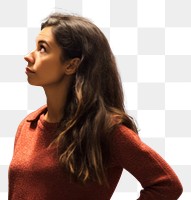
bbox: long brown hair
[41,13,138,185]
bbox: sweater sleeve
[110,126,183,200]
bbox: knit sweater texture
[9,105,183,200]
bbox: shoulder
[25,105,47,122]
[13,105,47,145]
[14,105,47,139]
[111,125,140,144]
[109,125,142,163]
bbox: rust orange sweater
[9,106,183,200]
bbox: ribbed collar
[26,105,47,122]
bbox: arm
[111,126,183,200]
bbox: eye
[39,44,46,53]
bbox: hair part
[42,12,138,186]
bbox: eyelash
[38,44,46,53]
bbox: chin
[27,78,42,86]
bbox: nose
[24,51,35,64]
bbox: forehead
[36,26,55,44]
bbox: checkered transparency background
[0,0,190,199]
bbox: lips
[25,67,35,73]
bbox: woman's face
[24,26,68,87]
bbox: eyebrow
[36,39,51,48]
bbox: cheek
[27,55,65,86]
[37,63,64,83]
[41,62,63,78]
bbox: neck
[43,78,72,123]
[45,95,66,123]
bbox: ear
[64,58,81,75]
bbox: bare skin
[24,27,80,123]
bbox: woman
[9,13,183,200]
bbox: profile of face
[24,27,71,87]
